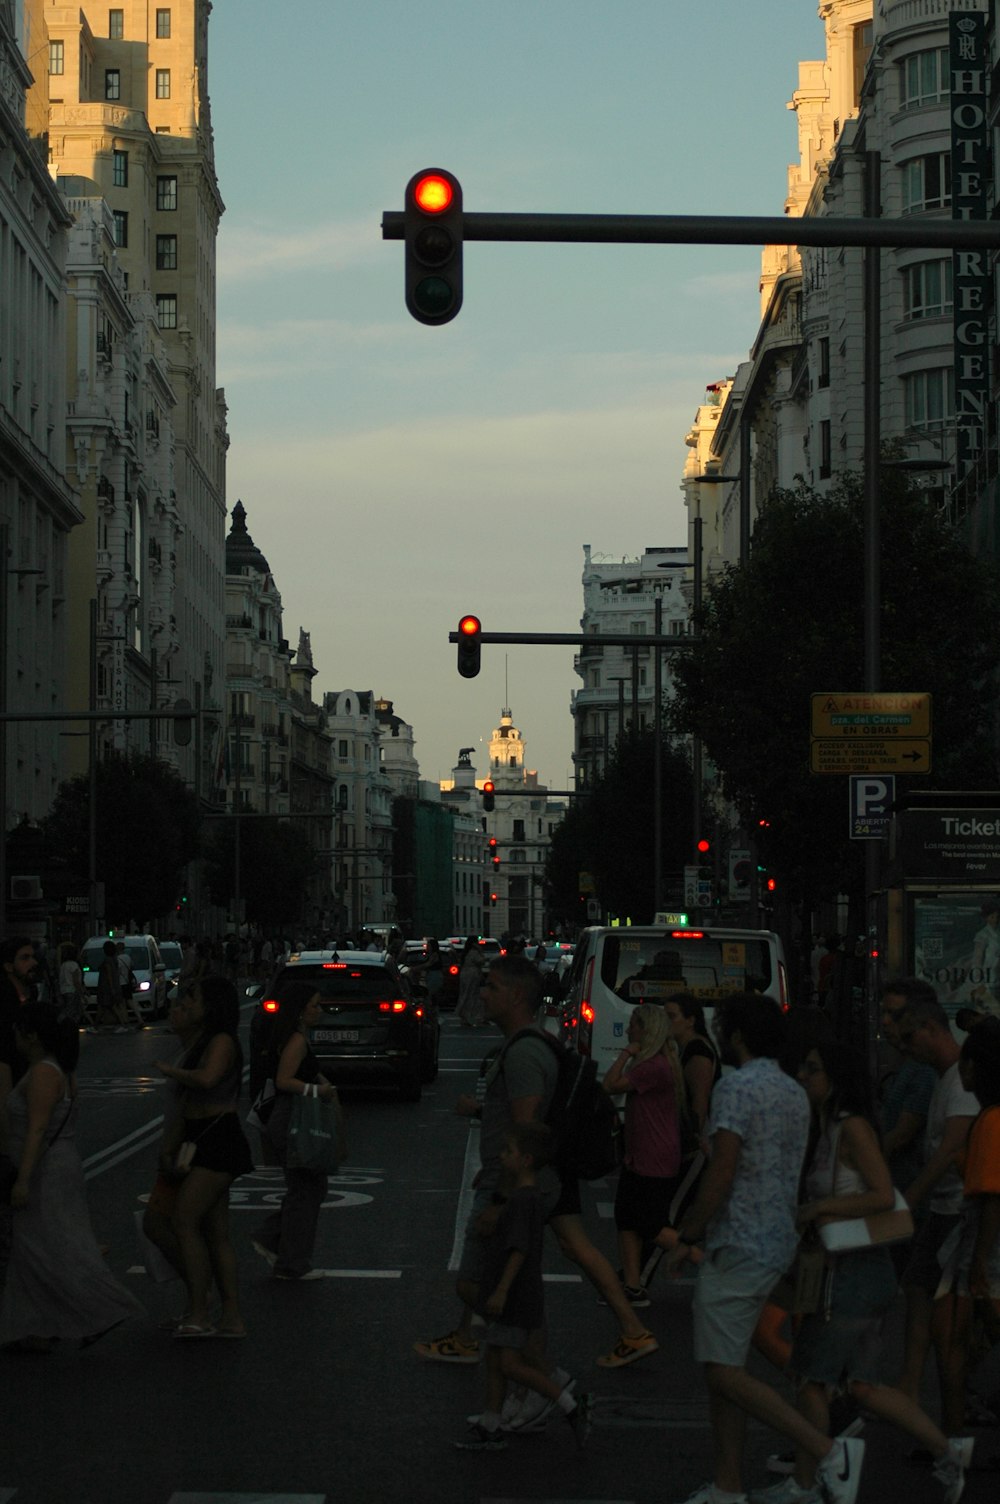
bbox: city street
[1,1009,997,1504]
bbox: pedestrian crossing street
[0,1495,639,1503]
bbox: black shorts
[183,1113,254,1179]
[547,1167,582,1221]
[614,1165,679,1239]
[901,1209,961,1295]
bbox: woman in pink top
[602,1003,685,1305]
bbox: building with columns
[46,0,227,787]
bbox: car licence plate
[313,1028,359,1043]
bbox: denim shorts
[692,1246,783,1367]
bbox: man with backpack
[415,956,657,1428]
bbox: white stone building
[571,545,692,790]
[0,0,82,848]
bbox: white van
[560,923,789,1068]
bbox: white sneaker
[750,1479,820,1504]
[815,1438,865,1504]
[933,1437,974,1504]
[505,1378,576,1434]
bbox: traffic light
[405,168,463,325]
[173,697,193,746]
[696,838,711,856]
[457,614,481,678]
[490,892,498,907]
[488,836,499,868]
[482,779,495,813]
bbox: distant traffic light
[490,892,498,907]
[457,614,482,678]
[482,779,495,813]
[696,838,711,856]
[405,168,463,325]
[488,837,499,868]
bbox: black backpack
[503,1029,622,1181]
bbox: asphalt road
[1,1010,998,1504]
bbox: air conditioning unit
[10,875,43,901]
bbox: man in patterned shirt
[668,993,866,1504]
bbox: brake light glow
[322,963,347,969]
[670,929,705,940]
[581,1001,595,1025]
[378,999,408,1013]
[448,964,459,976]
[263,998,279,1014]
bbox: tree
[43,752,201,925]
[669,473,1000,908]
[547,731,694,923]
[202,817,317,926]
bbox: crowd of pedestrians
[3,923,1000,1502]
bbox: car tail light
[378,999,408,1013]
[577,958,595,1056]
[263,998,279,1014]
[322,962,347,969]
[414,1004,425,1019]
[448,964,459,977]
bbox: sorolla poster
[912,894,1000,1020]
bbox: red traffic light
[696,838,711,854]
[766,876,777,892]
[413,173,454,214]
[457,615,481,678]
[482,779,495,813]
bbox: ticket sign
[811,693,931,738]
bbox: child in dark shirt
[455,1122,591,1451]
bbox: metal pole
[88,600,98,934]
[149,648,157,755]
[653,596,663,915]
[630,645,639,737]
[863,151,882,1055]
[0,523,8,933]
[233,717,241,931]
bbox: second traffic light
[482,779,495,813]
[405,169,463,325]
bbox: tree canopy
[42,752,202,926]
[547,730,694,924]
[202,817,317,926]
[668,474,1000,906]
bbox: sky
[210,0,827,789]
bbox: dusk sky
[211,1,825,787]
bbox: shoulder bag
[817,1119,914,1252]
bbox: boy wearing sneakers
[456,1123,591,1451]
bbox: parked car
[559,923,790,1067]
[79,933,168,1020]
[249,949,437,1102]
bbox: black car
[250,949,438,1102]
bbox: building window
[852,21,873,106]
[339,740,349,758]
[900,48,949,109]
[819,420,832,479]
[49,40,64,75]
[155,69,171,99]
[156,8,171,38]
[155,293,177,329]
[105,69,121,100]
[903,367,955,430]
[817,336,830,389]
[156,176,177,210]
[109,9,124,39]
[156,234,177,270]
[113,210,128,247]
[902,259,953,320]
[901,154,951,213]
[112,149,128,187]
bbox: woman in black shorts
[155,975,253,1338]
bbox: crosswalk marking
[168,1495,326,1503]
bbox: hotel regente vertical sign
[951,11,991,482]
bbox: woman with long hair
[601,1002,686,1305]
[154,975,253,1337]
[752,1036,970,1504]
[0,1003,141,1351]
[938,1017,1000,1437]
[251,981,340,1281]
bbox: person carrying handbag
[251,982,341,1282]
[750,1036,970,1504]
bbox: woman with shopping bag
[751,1037,970,1504]
[251,982,343,1281]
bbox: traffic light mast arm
[384,209,1000,253]
[448,629,693,649]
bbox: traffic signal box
[457,614,481,678]
[482,780,495,813]
[405,169,463,325]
